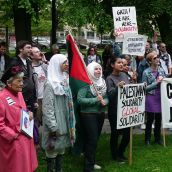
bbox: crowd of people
[0,38,171,172]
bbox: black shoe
[154,140,163,145]
[145,140,150,146]
[116,155,127,163]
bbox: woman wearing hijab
[42,54,76,172]
[77,62,108,172]
[0,65,38,172]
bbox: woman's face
[111,58,123,72]
[122,59,129,72]
[61,60,69,72]
[7,77,23,92]
[150,55,160,66]
[94,66,102,78]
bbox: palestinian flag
[66,34,92,97]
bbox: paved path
[101,118,172,135]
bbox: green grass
[37,134,172,172]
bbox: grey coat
[42,81,71,151]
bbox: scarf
[87,62,107,96]
[48,54,76,144]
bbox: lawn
[37,133,172,172]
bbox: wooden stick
[162,128,166,147]
[129,127,133,166]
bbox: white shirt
[34,65,46,99]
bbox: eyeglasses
[90,49,94,51]
[161,46,166,48]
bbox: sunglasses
[153,56,158,60]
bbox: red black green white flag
[66,34,92,97]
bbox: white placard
[161,78,172,128]
[20,110,34,138]
[112,6,138,42]
[117,83,146,129]
[122,34,148,56]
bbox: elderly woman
[77,62,108,172]
[42,54,75,172]
[0,65,38,172]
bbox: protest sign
[117,83,146,129]
[122,34,148,56]
[112,6,138,42]
[161,78,172,128]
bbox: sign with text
[117,83,146,129]
[122,34,148,56]
[112,6,138,42]
[161,78,172,128]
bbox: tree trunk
[51,0,57,45]
[13,7,32,43]
[156,13,172,54]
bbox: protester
[158,42,172,75]
[77,62,108,172]
[122,58,137,83]
[102,45,113,78]
[10,40,38,112]
[42,54,75,172]
[31,46,48,127]
[44,44,60,61]
[0,65,38,172]
[0,41,12,75]
[84,47,102,66]
[142,51,166,145]
[0,41,12,89]
[106,56,130,163]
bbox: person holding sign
[106,56,130,163]
[0,65,38,172]
[77,62,108,172]
[142,51,166,145]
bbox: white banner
[117,83,146,129]
[161,78,172,128]
[122,34,148,56]
[112,6,138,42]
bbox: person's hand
[100,99,106,106]
[28,111,33,121]
[34,103,39,109]
[118,81,125,87]
[97,94,103,101]
[157,76,164,83]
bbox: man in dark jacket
[10,40,38,112]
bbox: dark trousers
[109,116,130,159]
[145,112,162,142]
[81,113,105,172]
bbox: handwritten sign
[112,6,138,42]
[117,83,146,129]
[122,34,148,56]
[161,78,172,128]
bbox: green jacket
[77,85,109,114]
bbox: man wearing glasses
[158,43,172,75]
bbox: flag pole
[129,127,133,166]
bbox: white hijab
[47,54,68,95]
[87,62,107,96]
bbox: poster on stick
[117,83,146,129]
[122,34,148,56]
[161,78,172,128]
[112,6,138,42]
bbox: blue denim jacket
[142,66,166,94]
